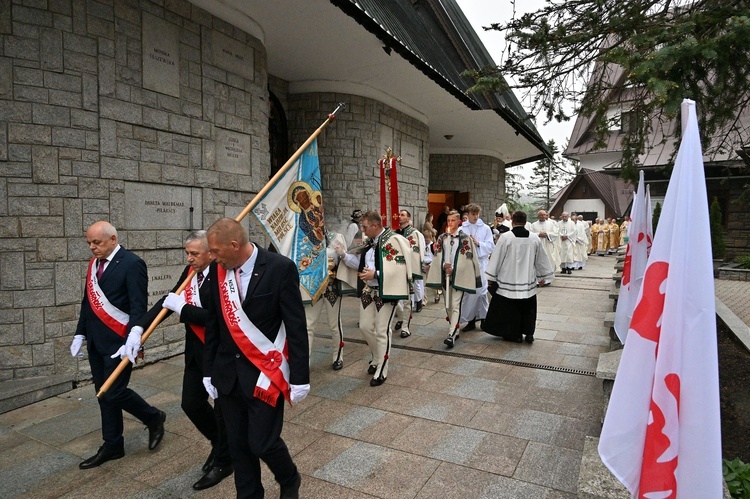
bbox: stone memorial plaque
[400,140,420,169]
[147,265,185,308]
[212,31,254,81]
[379,125,393,155]
[142,12,180,97]
[124,182,196,230]
[216,128,252,174]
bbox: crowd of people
[70,205,626,497]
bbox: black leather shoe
[280,472,302,499]
[79,446,124,469]
[444,334,458,348]
[193,465,233,490]
[394,321,403,332]
[370,375,386,387]
[400,330,411,338]
[461,320,476,332]
[525,335,535,343]
[147,409,166,450]
[201,448,215,473]
[332,360,343,371]
[367,363,377,375]
[415,302,423,313]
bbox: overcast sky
[455,0,577,175]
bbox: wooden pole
[97,102,346,398]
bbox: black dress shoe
[147,409,166,450]
[525,335,535,343]
[193,465,234,490]
[415,302,423,313]
[370,375,386,387]
[79,446,125,469]
[461,320,476,332]
[367,363,377,375]
[332,359,343,371]
[443,333,458,348]
[400,330,411,338]
[394,321,403,332]
[201,448,216,473]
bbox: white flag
[599,99,722,497]
[614,170,652,343]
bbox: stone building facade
[1,0,511,382]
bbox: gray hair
[186,230,208,249]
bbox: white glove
[111,328,142,363]
[163,292,186,314]
[70,335,85,358]
[290,384,310,404]
[203,377,218,399]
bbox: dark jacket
[76,246,148,355]
[203,248,310,399]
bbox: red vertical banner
[379,158,388,227]
[389,156,400,229]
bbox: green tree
[464,0,750,181]
[710,196,726,259]
[652,201,662,235]
[503,168,525,210]
[527,139,577,210]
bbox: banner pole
[97,102,346,398]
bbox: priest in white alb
[530,210,560,274]
[459,203,495,332]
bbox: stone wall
[287,93,431,233]
[0,0,271,380]
[429,154,506,217]
[725,182,750,261]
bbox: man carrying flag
[598,99,722,497]
[613,170,652,344]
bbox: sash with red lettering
[216,265,291,406]
[181,273,205,343]
[85,258,129,337]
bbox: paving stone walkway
[0,255,621,498]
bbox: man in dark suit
[134,230,232,490]
[70,221,165,469]
[203,218,310,499]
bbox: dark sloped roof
[330,0,551,161]
[550,168,634,217]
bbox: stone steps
[0,374,76,414]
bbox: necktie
[96,259,106,280]
[235,268,244,301]
[197,272,204,287]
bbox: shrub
[710,197,726,259]
[652,201,661,235]
[734,255,750,270]
[724,458,750,499]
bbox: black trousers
[482,294,537,341]
[89,343,159,450]
[220,384,298,498]
[182,359,231,466]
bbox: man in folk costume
[484,211,555,343]
[459,203,495,333]
[71,221,166,469]
[341,210,413,386]
[557,212,578,274]
[393,209,425,338]
[608,218,621,254]
[426,210,481,348]
[203,218,309,498]
[575,214,590,269]
[135,230,231,491]
[530,210,560,274]
[595,218,610,256]
[302,230,356,371]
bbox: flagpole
[97,102,346,398]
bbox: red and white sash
[181,272,205,343]
[216,265,291,406]
[85,258,129,338]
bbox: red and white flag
[614,170,652,343]
[599,99,722,497]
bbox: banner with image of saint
[251,139,328,302]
